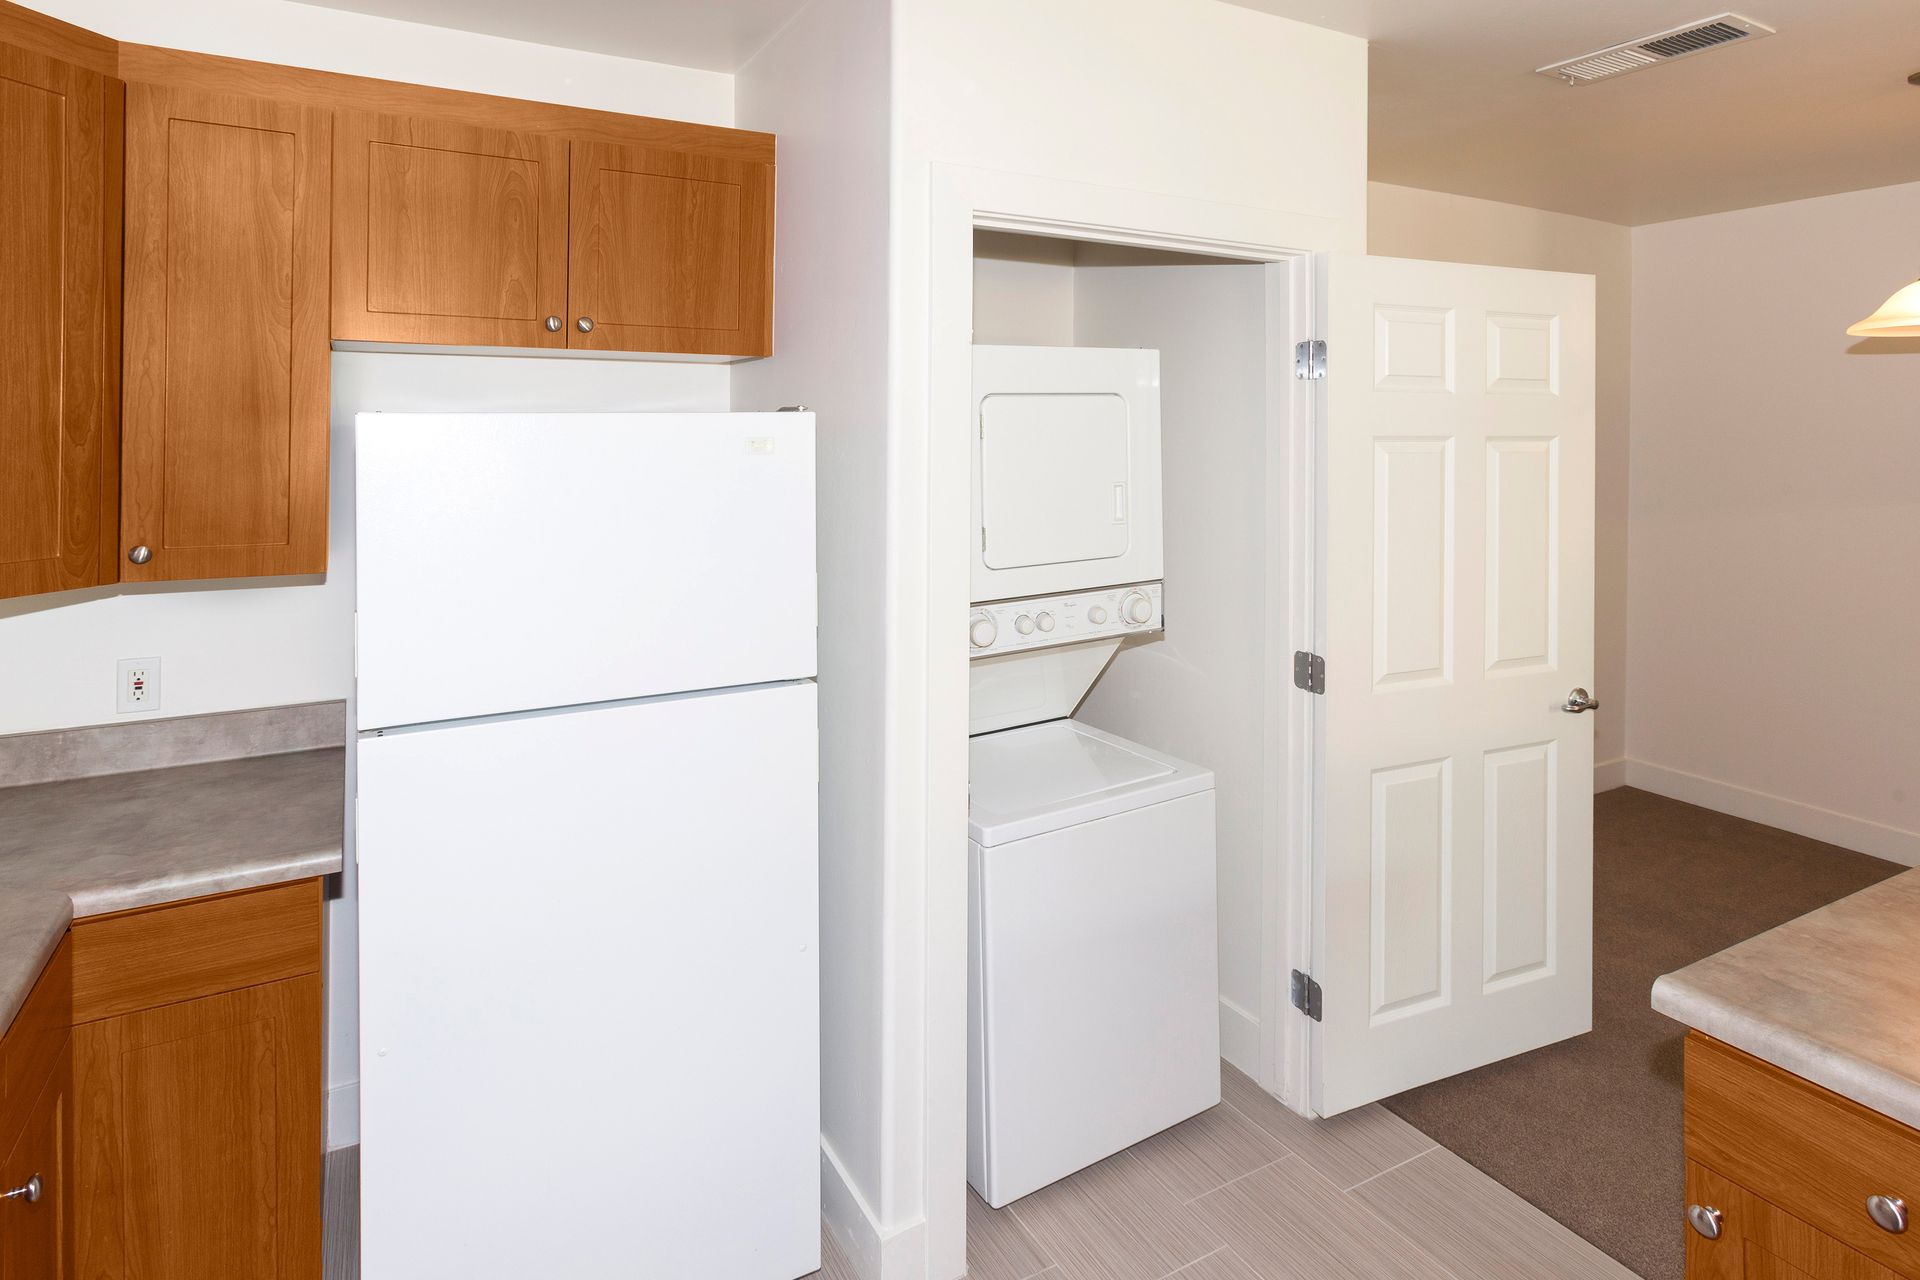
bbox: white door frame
[919,162,1352,1278]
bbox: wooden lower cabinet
[62,879,327,1280]
[72,976,322,1278]
[1685,1034,1920,1280]
[1,1045,73,1280]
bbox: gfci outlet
[116,657,161,714]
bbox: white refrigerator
[354,412,819,1280]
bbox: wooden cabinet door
[0,1042,72,1280]
[73,975,322,1279]
[567,139,772,357]
[333,110,568,348]
[120,84,330,582]
[0,43,112,599]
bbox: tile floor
[325,1063,1644,1280]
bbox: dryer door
[972,345,1162,601]
[980,390,1131,571]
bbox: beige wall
[1628,183,1920,863]
[1369,182,1632,771]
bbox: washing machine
[966,346,1219,1209]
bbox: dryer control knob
[1014,614,1035,636]
[969,613,997,649]
[1121,591,1154,625]
[1036,612,1055,633]
[1088,605,1108,625]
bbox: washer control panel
[968,582,1163,658]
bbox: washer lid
[968,719,1214,846]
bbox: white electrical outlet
[116,657,161,714]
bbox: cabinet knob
[127,545,152,565]
[1686,1204,1723,1240]
[575,316,595,333]
[1868,1195,1908,1234]
[1,1175,42,1205]
[544,316,562,332]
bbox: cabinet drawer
[1686,1033,1920,1278]
[70,879,323,1024]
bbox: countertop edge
[0,890,75,1041]
[1653,972,1920,1131]
[65,847,344,919]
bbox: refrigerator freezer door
[357,683,819,1280]
[355,411,816,731]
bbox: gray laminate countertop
[0,747,345,1039]
[1652,868,1920,1129]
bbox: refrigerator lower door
[358,682,819,1280]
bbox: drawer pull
[1,1175,42,1205]
[1867,1195,1908,1234]
[1687,1203,1724,1240]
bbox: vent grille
[1537,13,1774,85]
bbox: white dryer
[972,345,1162,603]
[965,344,1218,1209]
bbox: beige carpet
[1382,787,1904,1280]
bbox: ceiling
[293,0,804,73]
[301,0,1920,225]
[1231,0,1920,224]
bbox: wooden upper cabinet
[0,42,114,600]
[333,110,568,347]
[567,139,773,357]
[120,84,330,582]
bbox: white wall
[732,0,894,1273]
[1628,182,1920,863]
[28,0,732,123]
[1368,182,1632,778]
[1069,256,1274,1078]
[892,7,1368,1277]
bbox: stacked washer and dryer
[966,345,1221,1208]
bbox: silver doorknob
[2,1175,41,1205]
[544,316,562,332]
[1686,1204,1722,1240]
[1563,688,1599,714]
[576,316,595,333]
[127,545,152,565]
[1868,1195,1908,1234]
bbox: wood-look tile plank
[1221,1064,1433,1191]
[1191,1157,1456,1280]
[1351,1147,1640,1280]
[1170,1247,1265,1278]
[810,1226,862,1280]
[1131,1103,1292,1204]
[968,1188,1053,1280]
[322,1146,359,1280]
[1008,1149,1222,1280]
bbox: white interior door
[1311,254,1595,1116]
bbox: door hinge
[1293,650,1326,695]
[1290,970,1323,1022]
[1294,339,1327,381]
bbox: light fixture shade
[1848,278,1920,337]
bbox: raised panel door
[332,110,568,347]
[120,83,329,582]
[567,138,772,356]
[0,42,110,599]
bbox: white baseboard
[1218,996,1260,1079]
[1594,757,1628,793]
[821,1138,930,1280]
[1624,758,1920,866]
[326,1081,359,1150]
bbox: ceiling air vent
[1537,13,1774,86]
